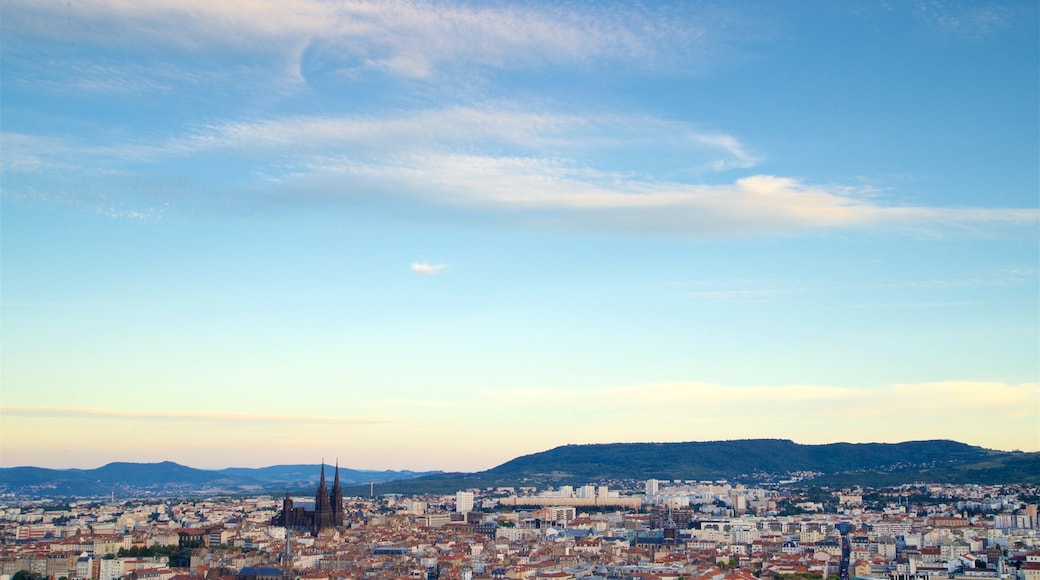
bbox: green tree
[169,548,194,569]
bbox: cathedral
[272,462,344,535]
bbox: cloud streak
[1,0,718,79]
[0,407,389,426]
[482,380,1039,417]
[342,158,1037,235]
[5,106,1034,237]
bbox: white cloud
[167,107,757,173]
[1,0,715,79]
[176,107,586,153]
[411,262,446,275]
[4,102,1036,234]
[153,110,1032,236]
[366,157,1037,235]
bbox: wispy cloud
[482,382,862,407]
[687,289,791,300]
[1,0,722,80]
[651,277,800,301]
[1,53,230,96]
[411,262,447,276]
[0,407,390,425]
[2,107,755,174]
[170,107,757,169]
[3,104,1036,235]
[910,0,1014,38]
[480,380,1040,417]
[837,301,979,310]
[363,161,1036,235]
[883,266,1040,289]
[157,111,1037,235]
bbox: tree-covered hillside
[350,439,1031,495]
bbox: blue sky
[1,0,1037,471]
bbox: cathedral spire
[281,527,294,580]
[314,459,332,532]
[331,459,343,526]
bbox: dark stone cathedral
[272,462,344,535]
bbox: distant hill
[344,439,1038,495]
[485,439,989,481]
[4,439,1034,499]
[808,449,1040,487]
[0,462,440,499]
[218,464,434,487]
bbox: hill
[0,462,439,499]
[4,439,1034,499]
[346,439,1035,495]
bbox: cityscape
[2,462,1039,580]
[2,1,1037,580]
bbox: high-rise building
[645,479,659,496]
[456,491,474,514]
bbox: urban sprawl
[2,472,1039,580]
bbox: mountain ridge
[0,462,440,498]
[344,438,1038,494]
[3,439,1035,498]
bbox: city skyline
[1,0,1037,471]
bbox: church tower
[313,461,333,531]
[280,492,293,527]
[281,527,294,580]
[331,460,344,527]
[663,506,678,543]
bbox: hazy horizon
[2,0,1037,471]
[3,436,1035,473]
[6,438,1031,476]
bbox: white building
[455,491,474,514]
[646,479,660,496]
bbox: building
[271,463,344,535]
[646,479,660,496]
[650,506,693,529]
[238,567,282,580]
[456,491,475,514]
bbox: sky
[1,0,1038,472]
